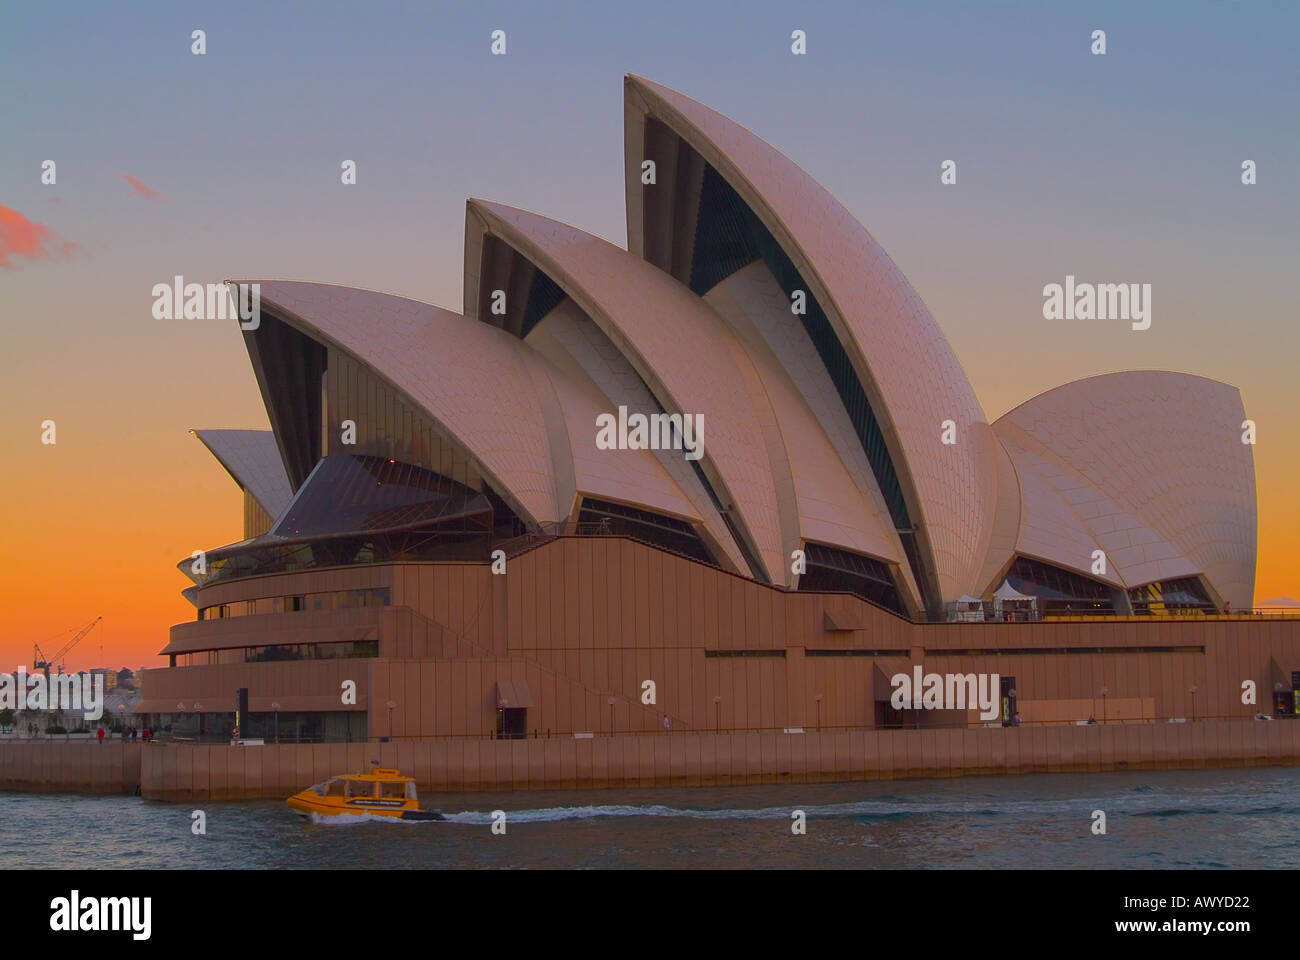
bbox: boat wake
[305,788,1297,826]
[307,812,430,826]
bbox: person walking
[96,726,105,745]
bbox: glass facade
[183,456,493,586]
[247,311,326,489]
[199,587,390,621]
[1004,556,1117,616]
[796,542,906,616]
[1129,578,1217,615]
[244,639,378,662]
[273,455,488,539]
[176,637,378,666]
[141,711,366,743]
[521,268,566,339]
[577,497,716,566]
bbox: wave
[303,789,1300,826]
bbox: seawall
[0,741,142,794]
[139,719,1300,798]
[5,721,1300,800]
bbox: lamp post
[713,695,722,734]
[1189,685,1198,723]
[386,699,396,740]
[1099,686,1108,725]
[607,696,616,735]
[271,701,280,743]
[814,694,823,732]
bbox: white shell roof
[193,428,293,519]
[465,199,786,583]
[241,280,698,533]
[624,74,1000,605]
[994,371,1256,608]
[522,318,703,524]
[197,79,1258,619]
[703,262,920,603]
[526,301,742,570]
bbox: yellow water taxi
[287,767,446,821]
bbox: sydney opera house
[132,76,1300,796]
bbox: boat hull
[286,792,445,821]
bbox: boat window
[406,782,417,800]
[378,781,406,799]
[323,778,346,796]
[345,780,375,798]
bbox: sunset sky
[2,1,1297,670]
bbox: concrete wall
[137,718,1300,800]
[0,741,141,794]
[167,540,1300,741]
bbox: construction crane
[33,616,102,681]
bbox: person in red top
[96,727,105,744]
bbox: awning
[872,659,912,701]
[823,609,863,631]
[1269,657,1294,693]
[495,680,534,709]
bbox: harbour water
[3,766,1297,869]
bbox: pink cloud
[0,204,78,269]
[121,174,163,199]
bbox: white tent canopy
[993,581,1034,601]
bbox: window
[345,780,374,799]
[577,497,716,567]
[313,778,346,797]
[1129,578,1216,615]
[520,268,566,339]
[379,781,406,799]
[806,649,909,657]
[244,639,378,663]
[1004,557,1116,616]
[797,543,905,616]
